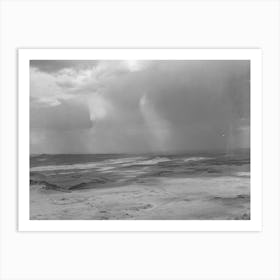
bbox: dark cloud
[30,60,98,73]
[30,99,93,131]
[98,60,250,152]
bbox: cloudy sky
[30,60,250,154]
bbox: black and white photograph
[29,57,251,221]
[2,1,279,279]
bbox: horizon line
[30,148,250,156]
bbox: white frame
[18,48,262,232]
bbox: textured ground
[30,175,250,220]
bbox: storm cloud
[30,60,250,154]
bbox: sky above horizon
[30,60,250,154]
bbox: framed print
[18,48,262,231]
[1,0,280,280]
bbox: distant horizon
[30,147,250,156]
